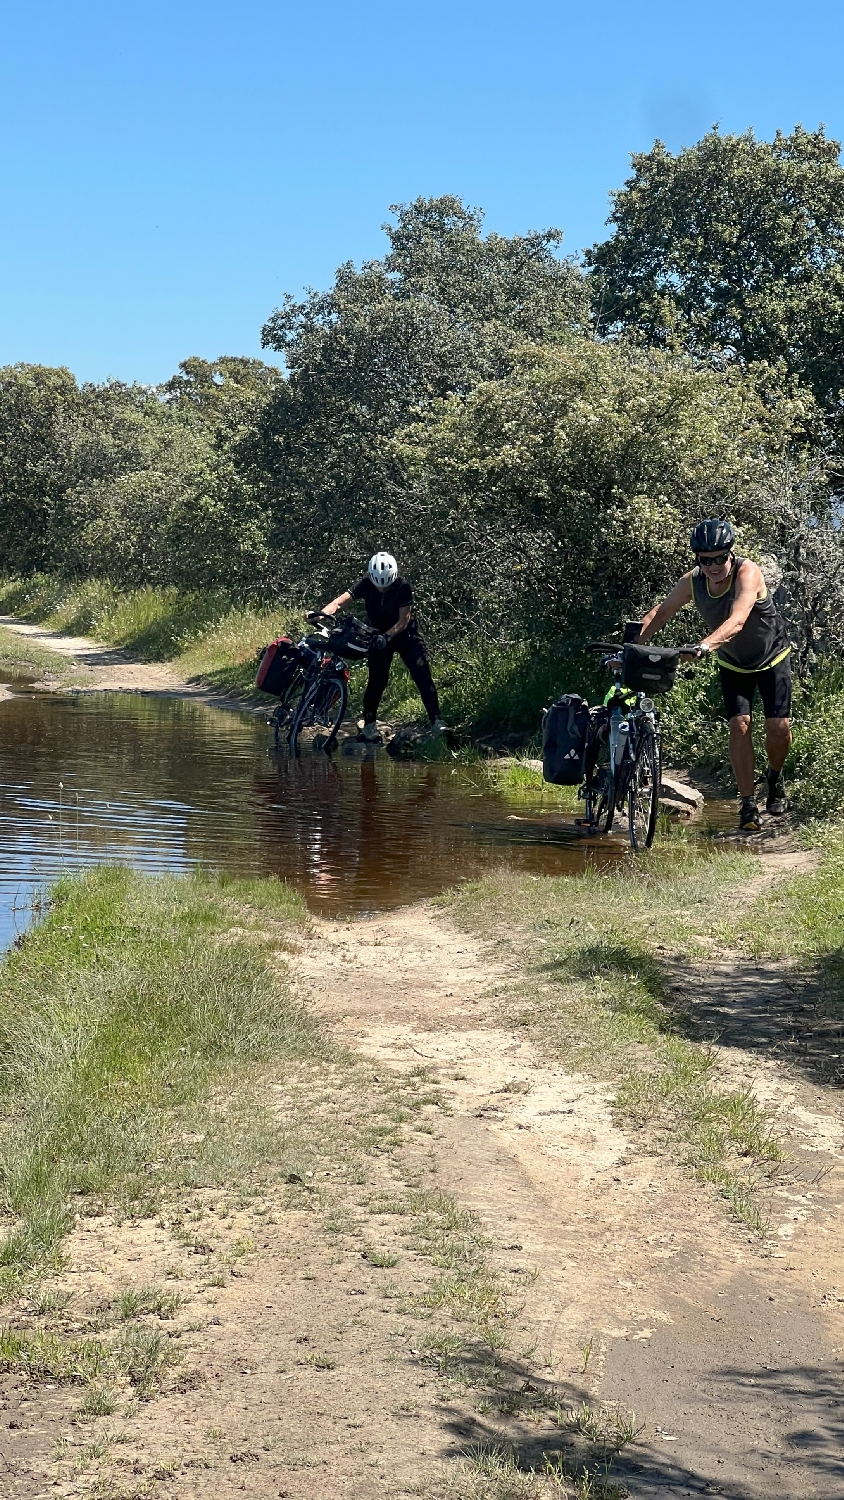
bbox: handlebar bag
[621,644,679,695]
[542,694,591,785]
[327,616,376,659]
[255,637,302,696]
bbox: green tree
[257,195,588,594]
[0,365,81,573]
[586,127,844,435]
[158,357,283,592]
[394,340,807,647]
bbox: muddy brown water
[0,686,729,949]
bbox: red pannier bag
[255,637,301,697]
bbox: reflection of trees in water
[1,693,617,925]
[251,752,457,907]
[0,693,268,875]
[248,751,587,911]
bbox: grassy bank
[733,822,844,973]
[443,840,793,1231]
[0,574,300,698]
[0,867,315,1294]
[0,623,82,686]
[0,574,615,738]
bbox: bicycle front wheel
[288,673,347,755]
[628,725,661,850]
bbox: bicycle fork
[609,708,630,805]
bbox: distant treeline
[4,126,844,668]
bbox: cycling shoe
[739,797,762,832]
[765,767,790,816]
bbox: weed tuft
[362,1246,400,1268]
[109,1284,185,1322]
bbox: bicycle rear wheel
[628,725,661,850]
[288,673,347,755]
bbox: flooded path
[0,687,633,948]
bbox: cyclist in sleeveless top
[637,520,791,831]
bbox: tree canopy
[586,126,844,437]
[393,340,806,645]
[2,176,843,680]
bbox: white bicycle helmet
[368,551,398,588]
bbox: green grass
[416,1419,636,1498]
[733,822,844,981]
[406,1190,508,1343]
[0,1323,181,1395]
[107,1284,184,1321]
[443,842,786,1230]
[0,574,299,699]
[0,623,81,685]
[0,866,315,1293]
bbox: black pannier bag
[621,643,680,695]
[542,694,591,785]
[326,616,376,659]
[255,637,302,697]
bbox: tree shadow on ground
[663,950,844,1093]
[549,930,844,1095]
[432,1344,844,1500]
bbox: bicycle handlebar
[586,641,705,658]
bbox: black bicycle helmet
[689,518,735,554]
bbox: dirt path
[0,616,262,717]
[294,900,844,1498]
[2,894,843,1498]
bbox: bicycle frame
[581,655,660,841]
[580,639,700,847]
[269,620,357,752]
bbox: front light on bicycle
[640,698,655,712]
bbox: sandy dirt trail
[2,615,843,1495]
[296,898,844,1498]
[0,616,263,715]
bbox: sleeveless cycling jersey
[691,557,790,672]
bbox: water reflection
[0,690,628,948]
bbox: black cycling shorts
[719,655,792,720]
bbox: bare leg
[765,716,791,773]
[729,714,757,798]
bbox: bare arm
[639,574,694,643]
[385,605,412,641]
[319,590,352,617]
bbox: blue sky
[2,0,842,384]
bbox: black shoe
[765,767,790,816]
[739,797,762,832]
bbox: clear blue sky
[2,0,842,385]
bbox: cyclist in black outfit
[638,519,791,831]
[319,552,446,743]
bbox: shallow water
[0,688,653,948]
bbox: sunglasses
[697,551,732,567]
